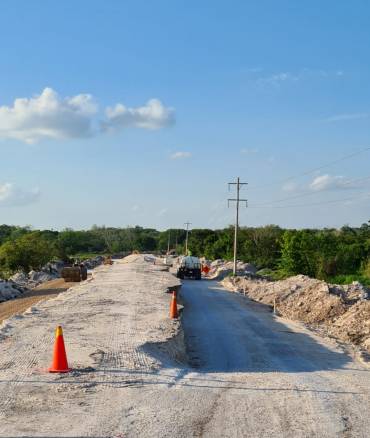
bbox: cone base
[48,368,72,373]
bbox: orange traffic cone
[48,326,71,373]
[169,291,178,319]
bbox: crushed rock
[7,256,104,295]
[0,279,27,302]
[222,274,370,354]
[207,260,257,280]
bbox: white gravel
[0,255,369,437]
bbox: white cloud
[103,99,175,131]
[325,113,370,122]
[0,88,97,144]
[131,204,139,212]
[309,174,359,192]
[0,183,40,206]
[170,151,192,160]
[0,89,174,144]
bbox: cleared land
[0,256,369,437]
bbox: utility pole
[228,177,248,276]
[184,222,191,255]
[167,230,171,254]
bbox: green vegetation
[0,222,369,285]
[0,232,54,276]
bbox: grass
[256,269,370,286]
[256,268,289,281]
[71,252,108,261]
[327,274,370,286]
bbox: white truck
[176,256,202,280]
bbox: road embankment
[222,274,370,361]
[0,255,183,437]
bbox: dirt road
[0,257,369,437]
[0,278,77,324]
[181,280,370,437]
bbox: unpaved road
[0,256,369,437]
[0,278,77,324]
[181,280,370,437]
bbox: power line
[250,174,370,207]
[248,146,370,190]
[248,191,370,209]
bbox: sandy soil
[0,278,77,324]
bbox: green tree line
[0,222,369,284]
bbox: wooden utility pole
[184,222,191,255]
[228,177,247,276]
[167,230,171,254]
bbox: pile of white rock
[9,261,62,289]
[207,259,257,280]
[83,255,105,270]
[0,279,27,302]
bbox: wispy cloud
[256,69,344,88]
[325,113,370,122]
[309,174,361,192]
[170,151,192,160]
[157,208,168,217]
[280,173,365,194]
[0,182,40,206]
[240,147,259,155]
[282,182,299,192]
[257,72,299,87]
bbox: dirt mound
[222,275,370,354]
[208,260,257,280]
[329,301,370,346]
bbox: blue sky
[0,0,369,230]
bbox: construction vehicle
[61,263,88,282]
[176,256,202,280]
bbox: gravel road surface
[0,256,369,437]
[180,280,370,437]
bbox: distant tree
[240,225,283,268]
[0,232,55,274]
[279,230,316,277]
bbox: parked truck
[176,256,202,280]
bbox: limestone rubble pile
[222,274,370,354]
[207,259,257,280]
[83,255,104,269]
[0,279,28,303]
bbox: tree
[279,230,317,277]
[0,232,55,274]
